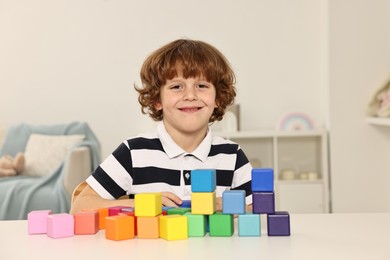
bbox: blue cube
[191,169,216,192]
[267,211,291,236]
[251,168,274,192]
[252,192,275,214]
[238,213,261,236]
[222,190,246,214]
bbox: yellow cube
[191,192,216,215]
[134,193,162,217]
[159,215,188,241]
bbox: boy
[70,39,252,214]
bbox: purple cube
[267,211,291,236]
[252,192,275,214]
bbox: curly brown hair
[134,39,236,122]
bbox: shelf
[214,129,326,139]
[366,117,390,126]
[276,179,323,185]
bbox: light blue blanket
[0,122,101,220]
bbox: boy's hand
[216,197,222,212]
[161,192,182,207]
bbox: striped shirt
[87,122,253,204]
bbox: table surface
[1,213,389,260]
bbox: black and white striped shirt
[87,122,253,204]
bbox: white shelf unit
[216,129,330,213]
[366,117,390,126]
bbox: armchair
[0,122,101,220]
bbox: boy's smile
[155,76,217,150]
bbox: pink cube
[47,213,74,238]
[108,206,125,216]
[27,210,52,234]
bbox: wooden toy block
[108,206,125,216]
[47,213,74,239]
[251,168,274,192]
[159,215,188,241]
[185,213,207,237]
[121,207,134,212]
[267,211,291,236]
[118,211,137,235]
[191,192,216,215]
[252,192,275,214]
[82,208,108,230]
[74,211,99,235]
[167,207,191,215]
[137,216,160,239]
[191,169,216,192]
[180,200,192,208]
[27,210,52,234]
[222,190,246,215]
[209,212,234,237]
[105,215,135,240]
[238,213,261,236]
[134,193,162,217]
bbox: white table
[1,213,389,259]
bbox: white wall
[328,0,390,212]
[0,0,325,157]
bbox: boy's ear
[154,102,162,111]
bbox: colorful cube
[238,213,261,236]
[134,193,162,217]
[108,206,126,216]
[167,207,191,215]
[185,213,207,237]
[251,168,274,192]
[74,211,99,235]
[27,210,52,234]
[82,208,108,230]
[137,216,160,239]
[191,192,216,215]
[267,211,291,236]
[105,215,135,240]
[159,215,188,241]
[118,211,137,235]
[209,212,234,237]
[191,169,216,192]
[180,200,192,208]
[222,190,246,215]
[252,192,275,214]
[47,213,74,239]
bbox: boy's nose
[183,87,197,100]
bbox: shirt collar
[156,121,212,162]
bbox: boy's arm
[69,184,134,214]
[70,184,184,214]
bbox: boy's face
[155,75,217,136]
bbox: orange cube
[74,211,99,235]
[137,216,160,239]
[105,215,135,241]
[82,208,109,230]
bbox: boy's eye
[170,84,182,90]
[197,84,209,88]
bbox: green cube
[167,208,191,215]
[209,212,234,237]
[185,213,207,237]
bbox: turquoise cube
[191,169,216,192]
[238,213,261,236]
[209,212,234,237]
[185,213,207,237]
[251,168,274,192]
[222,190,246,214]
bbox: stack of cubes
[191,169,237,236]
[252,168,290,236]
